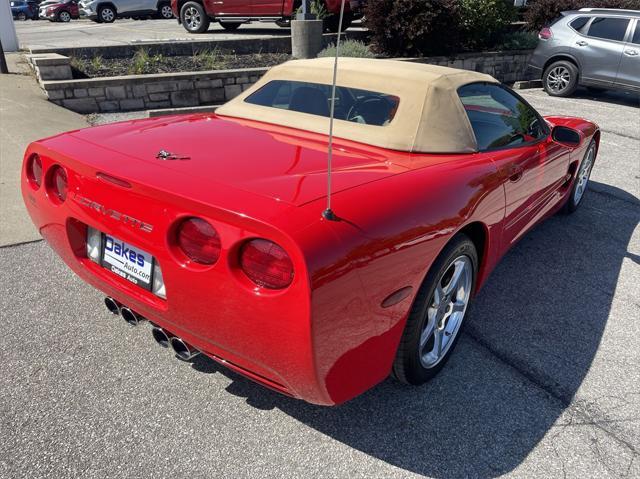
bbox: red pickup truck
[171,0,364,34]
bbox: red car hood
[64,114,409,206]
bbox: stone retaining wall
[31,49,534,114]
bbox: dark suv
[529,8,639,96]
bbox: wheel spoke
[443,261,464,295]
[432,284,444,308]
[434,328,443,359]
[451,300,466,315]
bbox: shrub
[497,31,539,50]
[525,0,640,30]
[363,0,462,57]
[129,49,163,75]
[459,0,516,49]
[318,40,375,58]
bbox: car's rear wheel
[543,60,578,97]
[219,21,242,31]
[564,139,596,214]
[98,5,116,23]
[323,11,353,33]
[392,234,477,385]
[58,10,71,22]
[158,2,173,19]
[181,1,209,33]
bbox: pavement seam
[0,238,43,250]
[464,330,639,461]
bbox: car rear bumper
[20,142,335,405]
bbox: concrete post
[0,1,20,52]
[291,20,324,59]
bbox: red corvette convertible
[21,59,599,405]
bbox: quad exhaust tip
[151,326,172,348]
[120,307,144,326]
[169,337,200,361]
[104,297,120,315]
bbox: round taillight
[48,165,68,202]
[27,154,43,189]
[240,239,293,289]
[177,218,221,265]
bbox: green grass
[318,40,375,58]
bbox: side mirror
[551,126,581,148]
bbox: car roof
[217,58,498,154]
[564,8,640,18]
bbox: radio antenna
[321,0,347,221]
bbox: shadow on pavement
[572,87,640,108]
[190,181,639,477]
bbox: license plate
[101,234,154,290]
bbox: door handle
[624,49,639,56]
[576,40,589,46]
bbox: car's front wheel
[98,5,116,23]
[17,12,27,20]
[219,21,242,31]
[564,139,597,214]
[392,234,477,385]
[58,10,71,22]
[181,1,210,33]
[543,60,579,97]
[158,2,173,19]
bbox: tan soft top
[216,58,499,153]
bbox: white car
[79,0,173,22]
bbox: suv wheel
[543,60,578,97]
[219,21,242,31]
[98,5,116,23]
[181,1,210,33]
[158,2,173,19]
[58,10,71,22]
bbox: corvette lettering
[73,193,154,232]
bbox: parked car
[171,0,365,34]
[39,0,80,21]
[530,8,640,96]
[21,58,600,404]
[78,0,174,22]
[10,0,39,20]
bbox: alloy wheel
[573,144,595,205]
[161,5,172,18]
[183,6,201,30]
[419,255,472,368]
[59,11,70,21]
[546,66,571,93]
[100,8,114,22]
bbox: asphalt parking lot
[14,18,363,49]
[0,88,638,478]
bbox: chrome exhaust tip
[151,326,172,348]
[120,307,143,326]
[169,337,200,361]
[104,297,120,315]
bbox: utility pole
[297,0,316,20]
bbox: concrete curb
[148,105,221,117]
[513,79,543,90]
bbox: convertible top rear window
[244,80,400,127]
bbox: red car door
[251,0,284,15]
[457,83,571,248]
[206,0,252,15]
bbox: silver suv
[79,0,173,22]
[529,8,639,96]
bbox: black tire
[98,5,116,23]
[17,12,27,20]
[219,21,242,31]
[180,1,210,33]
[543,60,579,97]
[323,11,353,33]
[58,10,71,22]
[158,2,173,19]
[563,139,597,214]
[392,234,478,385]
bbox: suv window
[633,22,640,44]
[570,16,590,33]
[244,80,400,127]
[587,17,630,42]
[458,83,547,151]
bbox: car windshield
[244,80,400,127]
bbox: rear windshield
[244,80,400,127]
